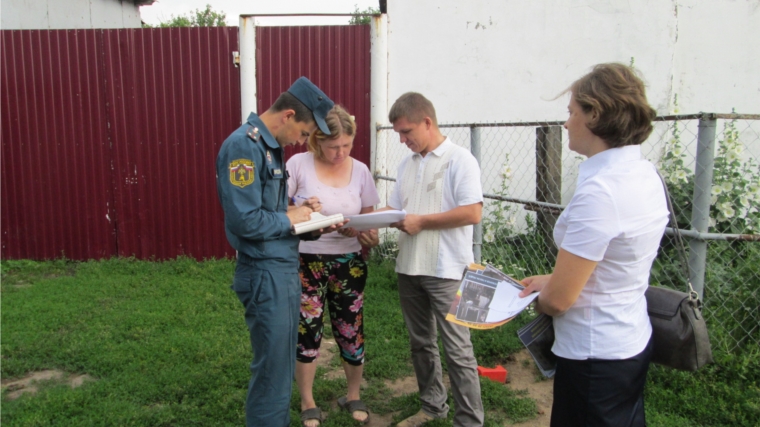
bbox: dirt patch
[317,338,552,426]
[373,350,553,426]
[504,349,553,427]
[383,375,419,396]
[316,337,345,381]
[1,369,94,400]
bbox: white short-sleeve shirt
[389,138,484,280]
[552,145,668,360]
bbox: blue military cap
[287,77,335,135]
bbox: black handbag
[646,174,714,371]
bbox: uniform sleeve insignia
[230,159,255,188]
[246,126,260,141]
[266,150,273,164]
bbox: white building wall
[1,0,143,29]
[384,0,759,122]
[671,2,760,113]
[377,0,760,229]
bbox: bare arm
[392,202,482,236]
[518,249,598,316]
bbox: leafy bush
[660,114,760,233]
[657,113,760,353]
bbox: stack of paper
[445,263,538,330]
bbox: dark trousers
[233,255,301,427]
[551,336,653,427]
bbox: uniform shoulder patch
[230,159,255,188]
[247,126,260,141]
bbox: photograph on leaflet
[446,263,538,330]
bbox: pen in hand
[292,195,322,212]
[291,195,310,205]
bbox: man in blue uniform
[216,77,335,426]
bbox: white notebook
[291,212,345,235]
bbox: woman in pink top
[286,105,380,426]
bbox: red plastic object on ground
[477,365,508,383]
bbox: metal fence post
[689,115,717,299]
[536,126,563,264]
[471,126,482,264]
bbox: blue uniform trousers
[233,253,301,427]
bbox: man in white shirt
[385,92,485,427]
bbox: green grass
[4,257,757,426]
[644,350,760,426]
[2,257,249,426]
[1,258,536,426]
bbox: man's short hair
[271,92,315,125]
[569,63,657,148]
[388,92,438,125]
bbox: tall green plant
[659,106,760,233]
[482,154,518,245]
[481,154,553,277]
[658,96,694,228]
[710,115,760,233]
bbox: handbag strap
[656,172,699,301]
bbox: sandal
[300,407,324,427]
[337,396,370,424]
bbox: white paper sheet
[343,209,406,231]
[484,284,538,322]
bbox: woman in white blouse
[519,63,668,427]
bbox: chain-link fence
[372,113,760,354]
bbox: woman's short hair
[388,92,438,125]
[568,63,657,147]
[307,105,356,160]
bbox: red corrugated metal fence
[101,28,241,260]
[257,25,371,165]
[1,25,371,260]
[2,27,241,260]
[2,30,117,260]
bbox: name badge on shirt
[272,168,283,178]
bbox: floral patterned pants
[297,252,367,366]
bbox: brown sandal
[300,407,324,427]
[337,396,370,424]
